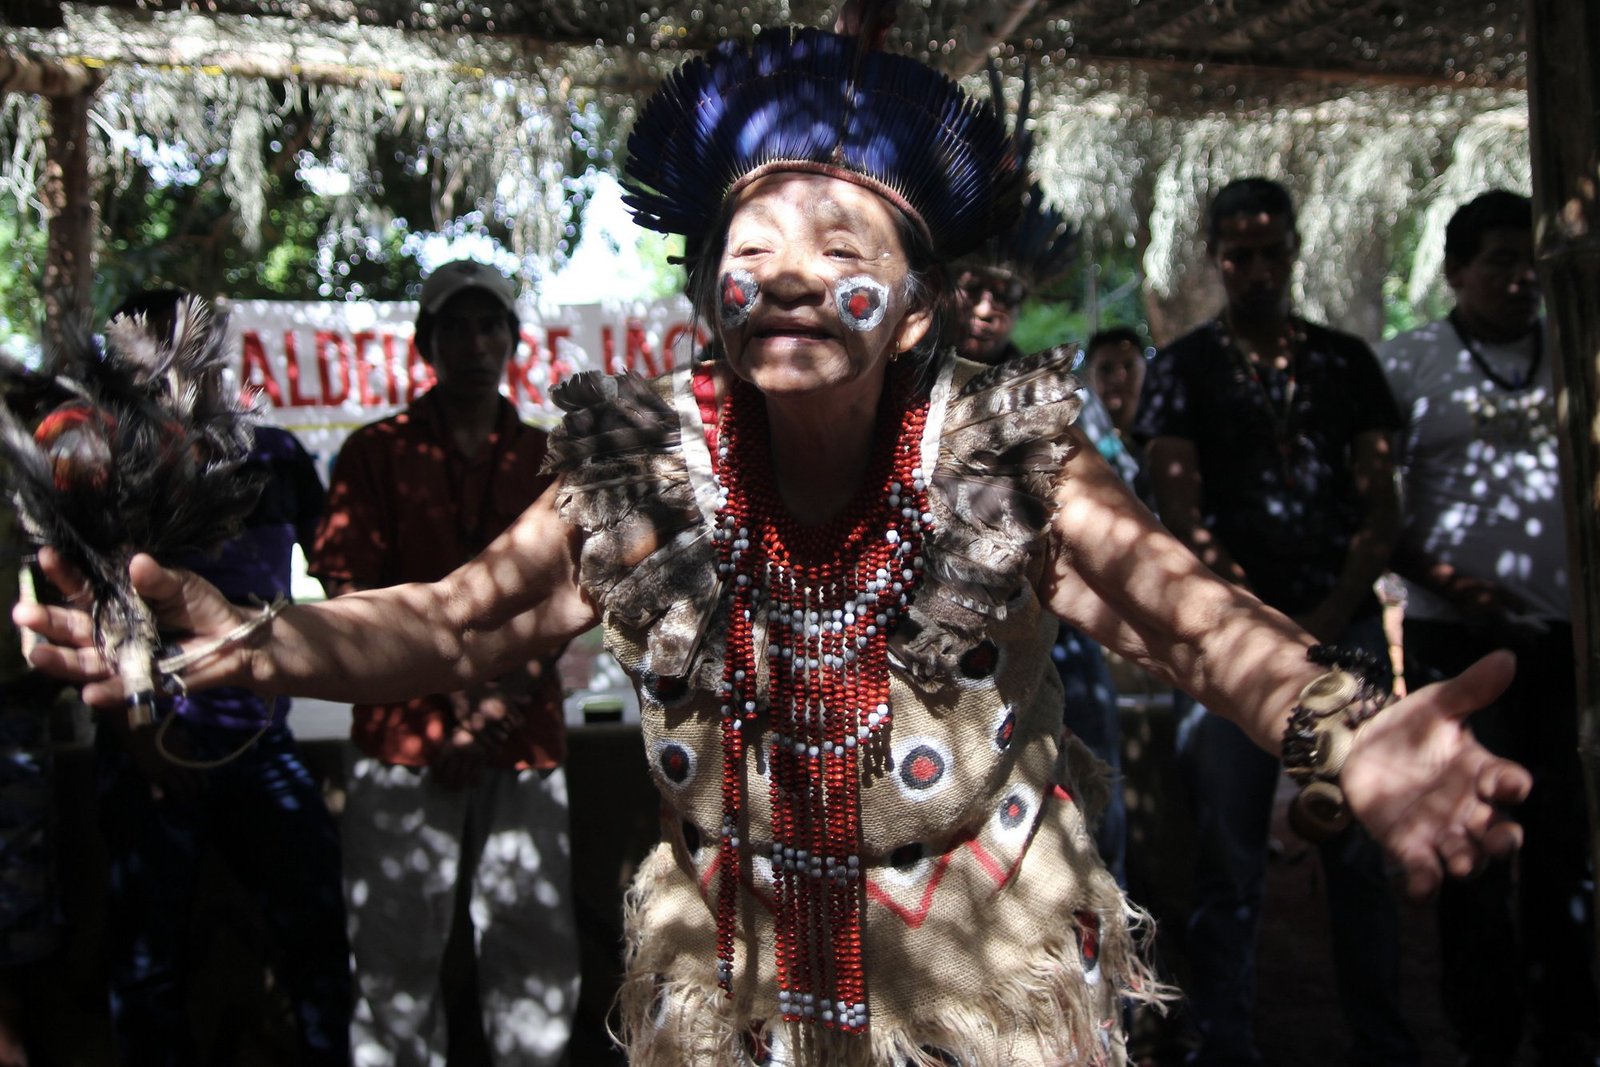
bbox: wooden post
[1524,0,1600,917]
[40,86,98,353]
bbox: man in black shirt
[1134,178,1414,1067]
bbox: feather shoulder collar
[544,347,1083,686]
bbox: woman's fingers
[1476,759,1532,810]
[1479,818,1524,859]
[23,639,112,685]
[1426,649,1516,722]
[13,599,96,649]
[1393,835,1445,900]
[35,545,89,601]
[1435,832,1481,880]
[129,553,243,636]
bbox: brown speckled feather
[545,370,721,679]
[895,347,1082,681]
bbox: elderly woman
[19,26,1527,1067]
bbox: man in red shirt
[310,260,576,1067]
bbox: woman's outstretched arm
[16,477,599,708]
[1039,431,1530,898]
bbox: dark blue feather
[623,27,1022,262]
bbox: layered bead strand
[710,364,931,1035]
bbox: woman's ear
[892,302,934,354]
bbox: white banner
[224,296,704,459]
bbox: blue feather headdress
[623,26,1023,264]
[954,62,1080,292]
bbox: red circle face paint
[719,268,759,328]
[835,275,889,332]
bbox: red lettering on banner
[382,334,402,405]
[405,338,435,402]
[546,326,574,387]
[238,331,283,406]
[507,330,542,405]
[626,323,659,377]
[662,322,708,366]
[600,325,617,375]
[316,331,352,406]
[351,332,384,407]
[283,333,317,408]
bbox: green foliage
[1380,205,1452,339]
[0,214,48,361]
[1011,300,1087,356]
[636,232,688,300]
[1011,250,1149,357]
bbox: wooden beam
[41,89,97,354]
[0,47,102,96]
[1036,49,1525,93]
[946,0,1041,78]
[1525,0,1600,927]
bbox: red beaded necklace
[711,362,931,1035]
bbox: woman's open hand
[1340,650,1532,898]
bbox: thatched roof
[0,1,1531,340]
[6,0,1526,94]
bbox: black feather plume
[0,297,262,709]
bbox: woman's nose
[757,250,825,303]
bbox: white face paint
[834,275,890,332]
[717,173,932,406]
[719,268,760,329]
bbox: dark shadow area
[32,709,1477,1066]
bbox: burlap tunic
[547,349,1156,1067]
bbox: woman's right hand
[13,546,251,707]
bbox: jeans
[1406,619,1600,1067]
[1176,615,1416,1067]
[1053,623,1127,887]
[96,719,352,1067]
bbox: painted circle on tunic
[652,739,698,789]
[891,736,955,802]
[641,669,693,710]
[878,842,935,888]
[992,704,1019,751]
[999,792,1029,829]
[959,639,1001,680]
[1075,908,1104,986]
[992,782,1040,850]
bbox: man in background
[310,260,577,1067]
[1135,177,1415,1067]
[1084,326,1147,442]
[1378,189,1600,1066]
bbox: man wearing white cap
[310,260,578,1067]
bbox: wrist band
[1281,644,1392,842]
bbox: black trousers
[1405,619,1600,1066]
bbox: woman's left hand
[1339,650,1532,899]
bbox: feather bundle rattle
[0,295,262,723]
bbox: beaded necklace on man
[1217,312,1308,489]
[1448,310,1543,391]
[711,361,931,1033]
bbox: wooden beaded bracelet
[1281,644,1393,842]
